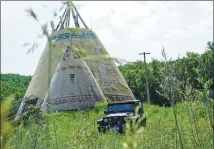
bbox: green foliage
[1,73,32,117]
[1,95,14,148]
[4,101,213,149]
[119,46,214,106]
[207,41,214,51]
[1,74,31,101]
[19,105,44,127]
[26,8,38,21]
[2,48,213,149]
[94,101,108,113]
[123,106,146,149]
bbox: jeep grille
[107,117,124,126]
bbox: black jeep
[97,100,146,133]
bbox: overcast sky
[1,1,213,75]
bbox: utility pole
[139,52,151,104]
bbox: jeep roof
[108,100,141,105]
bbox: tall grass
[4,100,213,149]
[1,95,14,149]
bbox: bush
[94,101,108,113]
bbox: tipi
[42,39,106,112]
[17,1,136,115]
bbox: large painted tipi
[17,1,136,115]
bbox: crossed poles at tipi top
[50,1,89,33]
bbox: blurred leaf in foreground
[25,8,38,21]
[22,43,31,47]
[27,42,39,54]
[1,95,14,148]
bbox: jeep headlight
[104,118,108,123]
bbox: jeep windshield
[107,103,134,113]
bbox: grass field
[4,100,213,149]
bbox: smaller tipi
[42,39,106,112]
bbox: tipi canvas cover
[24,28,135,103]
[42,44,106,112]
